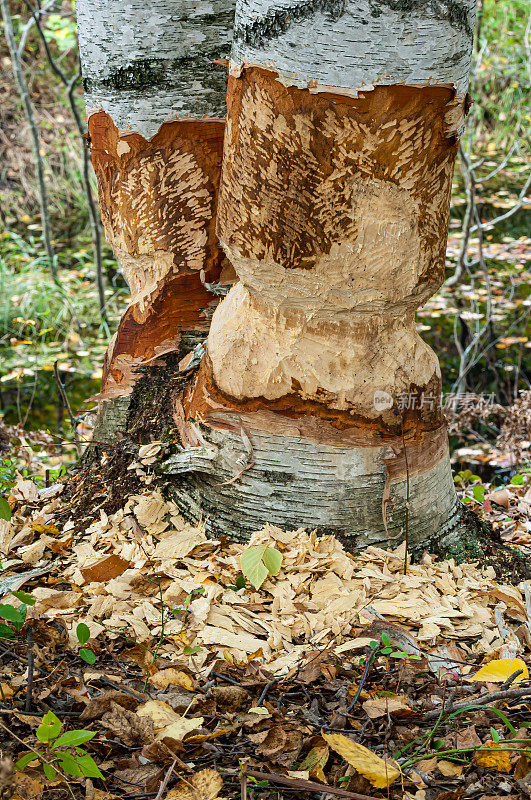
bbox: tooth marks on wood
[218,68,458,275]
[89,112,226,395]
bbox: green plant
[361,632,422,665]
[76,622,96,665]
[15,710,103,781]
[0,590,35,639]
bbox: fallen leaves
[322,732,401,788]
[149,668,196,692]
[166,769,223,800]
[362,695,414,719]
[467,657,529,683]
[474,741,513,772]
[136,701,203,742]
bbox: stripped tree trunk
[75,0,236,435]
[171,0,478,550]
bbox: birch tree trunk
[75,0,235,434]
[171,0,478,550]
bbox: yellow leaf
[149,668,195,692]
[298,745,329,777]
[474,742,512,773]
[322,732,400,788]
[466,658,529,684]
[0,682,14,698]
[166,769,222,800]
[437,760,463,777]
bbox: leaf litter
[0,471,530,799]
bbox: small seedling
[227,573,246,591]
[0,496,10,522]
[360,632,421,665]
[16,710,103,781]
[76,623,96,665]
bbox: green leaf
[0,496,11,522]
[381,647,393,655]
[76,622,90,646]
[0,623,16,639]
[75,754,104,779]
[57,754,83,777]
[472,485,485,502]
[37,711,61,743]
[241,545,283,590]
[490,726,500,742]
[79,648,96,665]
[369,640,378,650]
[52,730,95,748]
[183,645,202,655]
[511,474,524,485]
[381,632,391,647]
[0,604,25,626]
[15,752,40,771]
[11,590,36,606]
[43,763,57,780]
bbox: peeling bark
[175,2,477,547]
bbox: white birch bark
[76,0,235,136]
[231,0,476,95]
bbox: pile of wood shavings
[3,485,530,676]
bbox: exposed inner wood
[88,112,229,394]
[206,68,461,427]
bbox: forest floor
[0,434,530,800]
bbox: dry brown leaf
[81,554,131,583]
[153,528,207,560]
[362,695,413,719]
[487,488,511,509]
[150,668,195,692]
[474,741,513,772]
[211,685,248,709]
[166,768,223,800]
[298,745,329,779]
[12,773,43,799]
[101,702,155,746]
[322,732,401,788]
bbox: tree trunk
[78,0,478,551]
[169,1,477,550]
[75,0,236,435]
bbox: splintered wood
[2,485,530,676]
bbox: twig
[423,685,531,721]
[257,678,277,705]
[154,759,177,800]
[53,361,82,456]
[223,768,375,800]
[25,624,34,712]
[240,762,247,800]
[346,645,373,713]
[400,417,410,576]
[0,0,58,283]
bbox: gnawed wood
[88,113,229,399]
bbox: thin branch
[470,171,531,233]
[0,0,58,283]
[19,0,107,324]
